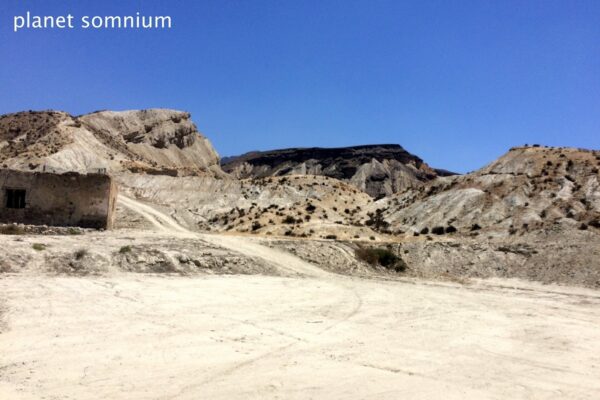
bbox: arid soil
[1,110,599,398]
[1,275,600,399]
[1,197,600,399]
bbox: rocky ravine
[0,109,224,176]
[222,144,452,198]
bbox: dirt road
[119,196,330,278]
[1,197,599,399]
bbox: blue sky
[1,0,598,173]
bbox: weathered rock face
[222,144,447,197]
[0,109,224,177]
[0,111,73,166]
[377,146,600,236]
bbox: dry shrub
[355,247,407,272]
[0,225,25,235]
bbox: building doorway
[5,189,26,209]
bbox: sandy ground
[1,196,600,399]
[1,275,600,399]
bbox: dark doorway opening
[5,189,26,209]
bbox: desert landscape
[1,109,599,399]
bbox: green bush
[32,243,46,251]
[355,247,407,272]
[119,245,132,254]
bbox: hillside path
[118,195,330,278]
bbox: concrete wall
[0,169,117,229]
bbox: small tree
[365,208,389,232]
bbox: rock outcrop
[376,146,600,236]
[0,109,224,177]
[222,144,449,198]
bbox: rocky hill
[1,109,599,287]
[0,109,224,176]
[374,146,600,237]
[222,144,450,198]
[116,173,380,240]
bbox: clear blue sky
[1,1,598,173]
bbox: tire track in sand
[118,195,363,398]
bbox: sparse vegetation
[0,225,25,235]
[119,245,132,254]
[365,208,390,232]
[32,243,46,251]
[431,226,445,235]
[445,225,457,234]
[283,215,296,224]
[355,247,407,272]
[74,249,88,260]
